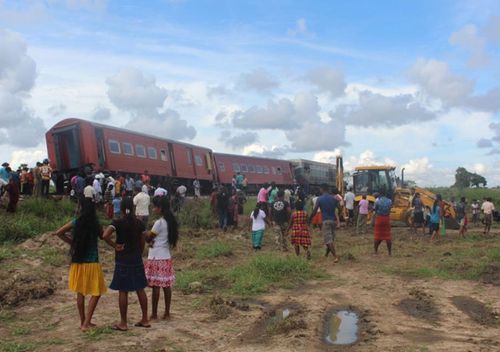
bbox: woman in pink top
[257,183,269,213]
[356,195,369,235]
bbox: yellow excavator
[349,164,458,228]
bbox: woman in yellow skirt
[53,198,107,331]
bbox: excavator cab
[352,166,397,200]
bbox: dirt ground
[0,224,499,352]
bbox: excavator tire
[445,217,460,230]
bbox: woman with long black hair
[52,198,106,331]
[103,197,150,331]
[144,196,179,321]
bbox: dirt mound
[451,296,499,327]
[0,272,56,306]
[398,288,440,322]
[19,232,66,251]
[480,264,500,286]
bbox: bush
[176,199,214,229]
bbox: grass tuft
[196,241,233,259]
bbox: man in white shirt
[83,177,96,201]
[92,177,102,203]
[134,186,150,227]
[193,178,201,198]
[344,188,355,226]
[481,197,495,235]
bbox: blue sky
[1,0,499,186]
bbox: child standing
[250,203,267,250]
[288,200,312,259]
[103,197,150,331]
[52,199,106,331]
[144,196,179,321]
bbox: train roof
[213,152,291,163]
[48,118,211,151]
[354,165,395,171]
[289,158,336,167]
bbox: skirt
[109,257,148,292]
[68,263,107,296]
[144,259,176,288]
[374,215,391,241]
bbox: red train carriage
[46,118,216,191]
[213,153,294,193]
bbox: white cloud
[106,68,168,111]
[219,131,258,149]
[0,29,45,147]
[287,18,313,37]
[312,149,343,164]
[334,90,436,127]
[242,144,288,158]
[402,157,433,175]
[9,149,45,168]
[106,68,196,140]
[485,15,500,43]
[236,68,279,94]
[304,67,346,98]
[232,92,321,130]
[90,106,111,120]
[409,58,474,106]
[449,24,489,68]
[47,103,67,117]
[285,119,347,152]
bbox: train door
[95,127,106,169]
[52,124,81,170]
[186,147,197,176]
[167,143,177,177]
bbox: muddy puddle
[451,296,499,327]
[398,288,439,322]
[323,310,359,345]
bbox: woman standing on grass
[373,191,393,255]
[144,196,179,321]
[429,198,442,242]
[288,200,312,259]
[52,198,106,331]
[103,197,150,331]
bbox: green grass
[229,253,325,297]
[196,241,233,259]
[0,198,75,243]
[0,341,35,352]
[176,199,214,229]
[83,326,114,341]
[175,270,206,294]
[39,247,67,266]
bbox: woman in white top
[250,203,268,250]
[144,196,179,321]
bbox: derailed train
[46,118,337,193]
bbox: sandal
[134,322,151,328]
[111,324,128,332]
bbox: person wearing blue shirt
[373,191,393,255]
[309,184,340,262]
[112,195,122,220]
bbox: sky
[1,0,500,186]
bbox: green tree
[470,173,487,188]
[454,167,471,188]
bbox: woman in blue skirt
[103,197,150,331]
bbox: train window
[240,164,248,172]
[248,164,255,173]
[122,142,133,156]
[218,162,225,172]
[271,167,276,174]
[109,140,121,154]
[136,144,146,158]
[256,165,263,173]
[195,155,203,166]
[232,163,240,172]
[187,150,192,164]
[160,149,167,161]
[263,166,270,174]
[148,147,157,159]
[277,167,282,175]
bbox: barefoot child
[250,203,267,250]
[52,199,106,331]
[288,199,311,259]
[103,197,150,331]
[144,196,179,321]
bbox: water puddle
[324,310,359,345]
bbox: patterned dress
[290,210,312,246]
